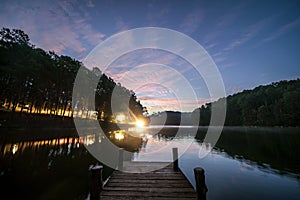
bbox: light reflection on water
[1,130,130,157]
[1,126,300,200]
[132,127,300,200]
[1,136,91,156]
[133,136,208,162]
[0,132,118,200]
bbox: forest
[0,27,146,122]
[193,79,300,126]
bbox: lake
[1,126,300,199]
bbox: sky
[1,0,300,113]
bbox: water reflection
[1,137,84,157]
[1,126,300,199]
[0,135,106,199]
[138,126,300,179]
[1,129,145,156]
[132,126,300,200]
[0,130,143,200]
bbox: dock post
[194,167,208,200]
[90,165,103,200]
[172,147,178,171]
[118,148,124,171]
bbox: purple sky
[1,0,300,113]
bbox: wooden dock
[99,161,197,199]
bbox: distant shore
[1,111,299,142]
[0,111,131,141]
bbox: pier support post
[118,148,124,171]
[194,167,208,200]
[90,165,103,200]
[172,147,178,171]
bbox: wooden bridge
[90,148,207,200]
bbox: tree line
[192,79,300,126]
[0,27,146,121]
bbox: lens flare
[136,120,144,128]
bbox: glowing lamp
[136,120,145,128]
[116,114,125,122]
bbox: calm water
[1,126,300,199]
[134,126,300,200]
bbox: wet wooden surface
[100,162,196,199]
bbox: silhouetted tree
[0,27,147,122]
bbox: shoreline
[1,111,299,142]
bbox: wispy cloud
[180,9,204,35]
[106,49,175,70]
[115,16,130,32]
[262,17,300,43]
[223,16,274,52]
[209,16,275,67]
[104,57,204,112]
[0,0,105,57]
[140,95,216,113]
[86,0,95,8]
[146,4,169,26]
[74,18,105,44]
[202,2,245,47]
[203,42,218,51]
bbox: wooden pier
[100,162,197,199]
[90,148,207,200]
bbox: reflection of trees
[0,130,143,199]
[0,137,113,199]
[192,79,300,126]
[0,27,146,121]
[196,127,300,174]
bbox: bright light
[12,144,18,154]
[136,120,144,128]
[115,131,125,140]
[116,114,125,122]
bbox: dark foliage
[0,27,146,121]
[193,79,300,126]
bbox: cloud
[203,42,218,51]
[180,9,204,35]
[212,53,227,63]
[262,17,300,43]
[86,0,95,8]
[223,17,273,52]
[140,95,216,113]
[0,0,105,57]
[104,48,196,83]
[106,61,202,112]
[215,13,238,29]
[97,47,214,113]
[115,16,130,32]
[74,18,105,44]
[205,12,287,69]
[202,2,247,45]
[146,4,169,26]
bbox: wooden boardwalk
[99,162,197,199]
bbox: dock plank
[106,182,192,188]
[100,162,196,199]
